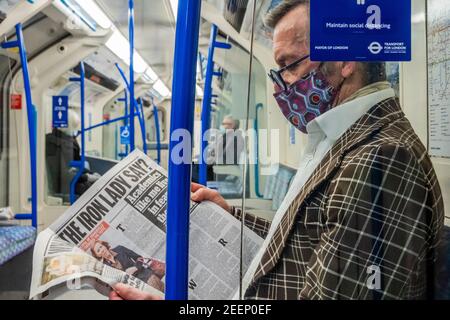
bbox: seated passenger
[209,115,245,166]
[192,115,245,183]
[46,109,99,200]
[111,0,445,300]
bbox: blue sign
[120,126,131,145]
[310,0,411,61]
[52,96,69,128]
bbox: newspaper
[30,150,263,300]
[0,207,14,221]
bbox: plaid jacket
[234,98,445,300]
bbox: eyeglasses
[268,54,310,92]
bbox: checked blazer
[233,97,445,300]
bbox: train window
[145,106,165,162]
[102,96,128,161]
[192,31,257,202]
[45,106,82,205]
[0,55,15,208]
[146,108,166,142]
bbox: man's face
[272,5,319,91]
[222,118,235,130]
[272,5,344,91]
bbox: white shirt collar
[306,88,396,141]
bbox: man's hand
[191,183,231,213]
[109,283,163,300]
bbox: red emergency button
[11,94,22,110]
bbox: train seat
[208,165,247,199]
[0,225,36,266]
[226,164,297,221]
[262,164,297,211]
[85,156,119,175]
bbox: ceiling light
[105,30,129,62]
[144,67,159,82]
[134,52,148,74]
[106,30,150,74]
[74,0,112,29]
[153,79,171,97]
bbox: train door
[1,10,70,222]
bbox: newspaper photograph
[30,149,263,300]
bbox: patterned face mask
[273,69,339,134]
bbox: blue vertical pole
[80,63,86,191]
[137,98,148,155]
[69,62,86,205]
[166,0,201,300]
[2,24,37,227]
[152,99,162,165]
[120,91,130,156]
[115,124,118,160]
[115,63,148,155]
[128,0,136,151]
[122,91,129,126]
[20,23,37,228]
[199,24,218,186]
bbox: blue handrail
[76,114,132,136]
[116,63,148,156]
[199,24,232,185]
[128,0,136,151]
[152,99,162,165]
[118,91,130,157]
[254,103,264,198]
[199,25,217,185]
[114,124,118,160]
[69,62,86,205]
[2,24,37,227]
[166,0,201,300]
[74,91,139,160]
[137,98,148,155]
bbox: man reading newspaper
[30,150,263,300]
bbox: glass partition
[102,97,126,161]
[192,22,254,192]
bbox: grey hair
[264,0,386,85]
[224,115,240,129]
[264,0,310,30]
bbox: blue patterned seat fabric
[263,165,296,211]
[0,226,36,266]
